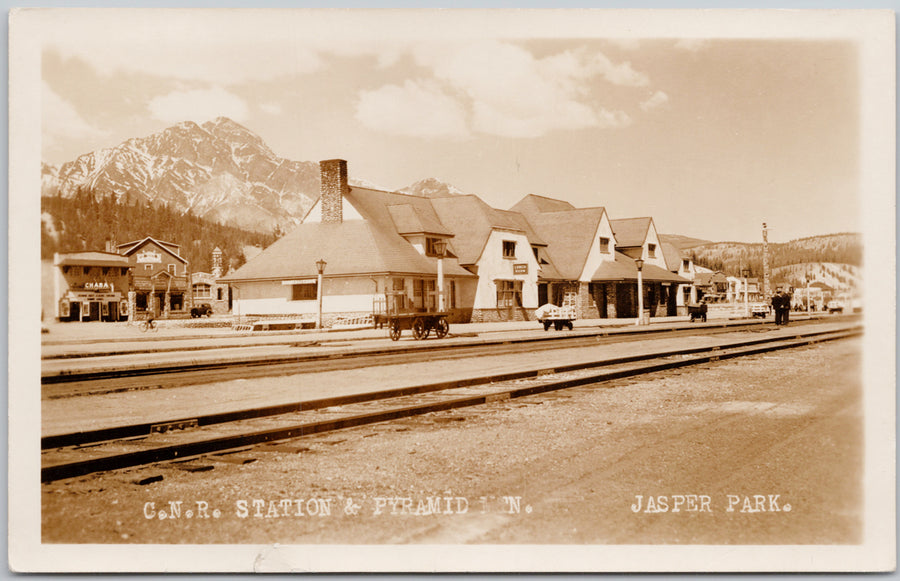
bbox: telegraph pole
[762,222,770,299]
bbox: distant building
[190,247,231,314]
[116,237,190,318]
[52,251,131,321]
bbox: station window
[168,264,176,275]
[496,280,523,308]
[599,237,611,253]
[291,282,317,301]
[502,240,516,259]
[144,264,153,271]
[647,243,656,258]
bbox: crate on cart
[535,291,577,331]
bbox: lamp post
[635,258,644,326]
[806,277,812,314]
[433,239,447,312]
[315,259,326,329]
[742,268,750,318]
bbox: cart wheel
[412,317,428,340]
[554,320,563,331]
[542,320,551,331]
[566,321,573,330]
[435,317,449,339]
[389,321,401,341]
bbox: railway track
[42,318,841,397]
[41,324,860,483]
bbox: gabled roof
[525,208,607,280]
[117,237,181,254]
[116,237,187,263]
[661,242,688,272]
[430,195,543,265]
[221,221,473,282]
[346,187,454,238]
[591,252,690,284]
[695,271,729,286]
[610,217,653,248]
[55,251,131,268]
[387,203,452,236]
[510,194,577,215]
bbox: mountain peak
[399,177,467,198]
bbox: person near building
[771,288,789,326]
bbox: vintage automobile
[190,303,214,318]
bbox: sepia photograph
[8,6,896,573]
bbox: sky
[39,9,865,244]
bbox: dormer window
[502,240,516,259]
[682,259,690,271]
[647,243,656,258]
[599,237,611,253]
[533,246,539,260]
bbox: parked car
[190,303,214,318]
[827,300,844,314]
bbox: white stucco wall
[641,220,668,270]
[578,211,617,282]
[472,230,540,309]
[230,277,377,316]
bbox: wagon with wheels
[380,312,450,341]
[373,291,450,341]
[688,302,708,322]
[535,291,577,331]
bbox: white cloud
[406,41,644,138]
[42,81,109,150]
[148,87,249,124]
[589,52,649,87]
[640,90,669,111]
[355,80,469,139]
[260,102,283,116]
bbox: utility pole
[762,222,770,299]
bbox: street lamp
[433,239,447,312]
[635,258,644,326]
[315,259,327,329]
[742,268,750,318]
[806,276,812,314]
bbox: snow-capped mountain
[51,118,320,233]
[42,162,62,197]
[399,177,467,198]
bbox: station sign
[136,250,162,263]
[513,263,528,275]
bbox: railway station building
[221,159,477,325]
[223,159,690,325]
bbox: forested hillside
[41,191,277,273]
[690,233,862,278]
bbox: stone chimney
[320,159,348,224]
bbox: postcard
[9,7,895,572]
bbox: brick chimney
[320,159,348,224]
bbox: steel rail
[41,318,839,385]
[41,324,859,449]
[41,327,860,482]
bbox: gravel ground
[42,338,861,545]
